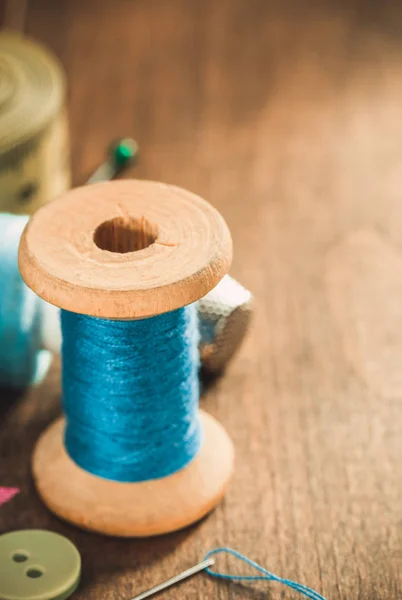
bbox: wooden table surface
[1,0,402,598]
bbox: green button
[0,530,81,600]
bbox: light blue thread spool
[0,213,54,388]
[19,180,234,537]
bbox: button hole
[12,551,29,563]
[26,567,44,579]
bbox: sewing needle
[130,557,215,600]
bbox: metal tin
[0,32,70,214]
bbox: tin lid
[0,32,65,158]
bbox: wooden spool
[19,179,235,537]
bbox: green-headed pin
[87,137,138,184]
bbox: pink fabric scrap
[0,487,19,506]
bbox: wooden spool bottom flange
[32,411,234,537]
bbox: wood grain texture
[1,0,402,597]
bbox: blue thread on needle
[130,547,327,600]
[205,548,327,600]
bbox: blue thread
[61,305,202,482]
[205,548,327,600]
[0,213,51,388]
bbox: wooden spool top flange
[19,180,232,319]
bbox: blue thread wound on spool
[0,213,51,388]
[62,305,202,482]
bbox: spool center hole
[94,216,158,253]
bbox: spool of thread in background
[0,213,60,388]
[19,180,234,536]
[0,213,60,389]
[0,32,69,215]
